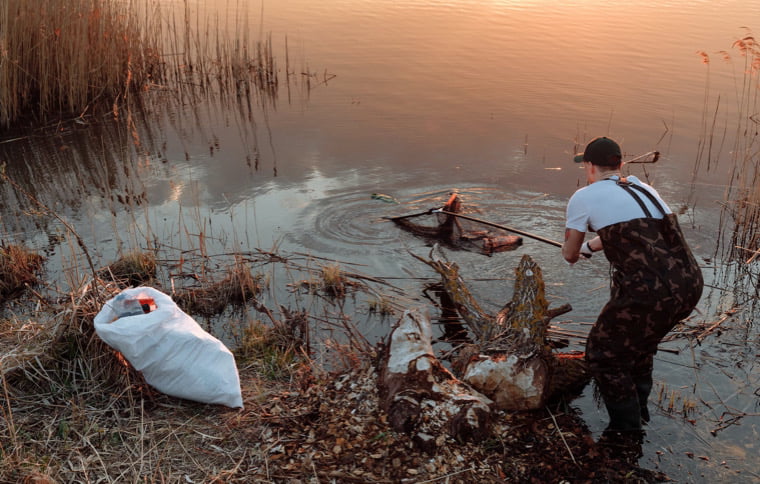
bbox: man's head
[573,137,622,167]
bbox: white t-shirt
[565,175,672,233]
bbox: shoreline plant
[697,30,760,306]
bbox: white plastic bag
[94,287,243,408]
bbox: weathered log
[377,309,493,450]
[494,254,550,349]
[463,254,552,410]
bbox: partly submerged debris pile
[389,193,523,254]
[380,249,589,447]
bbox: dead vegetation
[0,0,290,131]
[97,250,157,287]
[4,233,758,483]
[0,0,162,129]
[0,244,45,302]
[173,261,264,318]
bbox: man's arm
[562,228,585,263]
[563,230,604,263]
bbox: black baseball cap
[573,137,622,166]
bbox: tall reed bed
[159,1,280,111]
[699,31,760,304]
[722,35,760,265]
[0,0,285,130]
[0,0,163,129]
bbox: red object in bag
[138,297,157,313]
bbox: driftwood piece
[377,309,493,451]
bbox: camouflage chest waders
[586,180,703,427]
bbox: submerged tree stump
[377,308,493,451]
[412,248,588,411]
[378,249,589,448]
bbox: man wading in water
[562,137,703,436]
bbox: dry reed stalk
[719,33,760,265]
[0,368,19,460]
[159,1,279,108]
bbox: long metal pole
[432,209,563,248]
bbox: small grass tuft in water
[321,264,346,298]
[0,244,45,302]
[368,296,395,316]
[98,251,157,288]
[174,260,263,318]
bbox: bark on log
[377,309,493,450]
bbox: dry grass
[97,250,157,288]
[0,244,45,302]
[0,237,400,483]
[0,0,162,129]
[0,0,284,130]
[697,31,760,306]
[720,33,760,259]
[0,248,306,483]
[235,311,311,382]
[320,263,346,298]
[173,260,263,318]
[368,295,395,315]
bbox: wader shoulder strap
[615,178,667,217]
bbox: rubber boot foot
[605,397,643,432]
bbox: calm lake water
[1,0,759,481]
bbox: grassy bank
[0,240,667,483]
